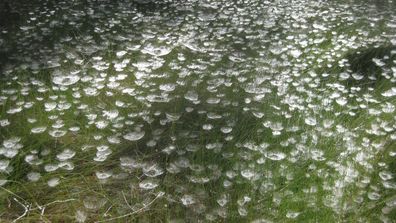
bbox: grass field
[0,0,396,222]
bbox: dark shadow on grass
[323,45,396,89]
[346,45,395,76]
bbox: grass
[1,0,396,222]
[1,46,395,222]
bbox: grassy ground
[0,0,396,222]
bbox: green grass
[1,0,396,222]
[1,46,395,222]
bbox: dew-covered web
[0,0,396,222]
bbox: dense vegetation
[0,0,395,222]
